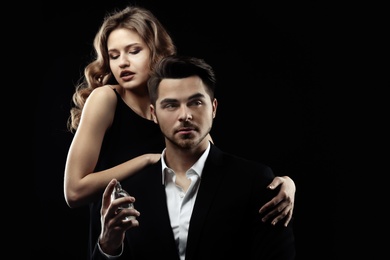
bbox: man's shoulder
[208,144,273,176]
[210,144,268,165]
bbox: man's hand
[99,179,140,255]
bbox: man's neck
[164,141,208,176]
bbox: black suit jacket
[92,144,295,260]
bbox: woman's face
[107,28,151,90]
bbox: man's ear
[212,98,218,118]
[150,104,158,124]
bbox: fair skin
[65,27,294,225]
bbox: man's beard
[165,134,198,150]
[164,128,210,150]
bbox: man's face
[151,75,217,150]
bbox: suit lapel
[185,144,225,258]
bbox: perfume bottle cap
[115,182,123,191]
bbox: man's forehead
[159,77,206,95]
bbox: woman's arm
[64,87,160,208]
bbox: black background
[36,0,341,259]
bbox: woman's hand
[259,176,296,227]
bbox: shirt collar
[161,142,211,185]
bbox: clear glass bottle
[111,181,135,220]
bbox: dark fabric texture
[92,144,296,260]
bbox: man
[93,56,296,260]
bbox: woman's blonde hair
[67,5,176,133]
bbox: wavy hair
[67,5,176,133]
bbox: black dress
[87,88,165,259]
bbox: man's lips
[176,127,195,134]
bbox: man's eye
[163,104,176,109]
[190,100,202,106]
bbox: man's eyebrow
[160,93,205,104]
[188,93,205,100]
[160,98,177,104]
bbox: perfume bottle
[111,181,135,220]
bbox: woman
[64,5,295,258]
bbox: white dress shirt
[161,143,210,260]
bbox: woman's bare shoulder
[83,85,119,111]
[81,85,120,127]
[88,85,119,102]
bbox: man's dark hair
[148,55,216,105]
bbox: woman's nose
[119,56,130,68]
